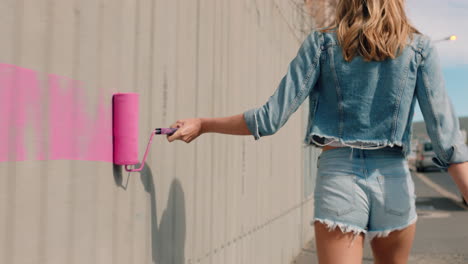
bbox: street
[293,167,468,264]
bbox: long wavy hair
[321,0,421,62]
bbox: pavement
[292,167,468,264]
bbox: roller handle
[155,127,178,135]
[124,128,178,172]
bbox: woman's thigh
[314,221,365,264]
[313,148,368,263]
[364,150,418,263]
[370,222,416,264]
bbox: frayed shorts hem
[311,215,418,241]
[311,217,367,236]
[366,216,418,241]
[312,217,366,247]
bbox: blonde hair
[321,0,421,62]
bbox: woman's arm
[415,38,468,201]
[200,114,251,136]
[166,114,252,143]
[448,162,468,203]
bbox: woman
[166,0,468,263]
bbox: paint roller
[112,93,178,172]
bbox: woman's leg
[370,222,416,264]
[314,221,365,264]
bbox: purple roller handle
[125,131,155,172]
[155,128,178,135]
[124,128,178,172]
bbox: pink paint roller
[112,93,177,172]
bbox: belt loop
[349,146,354,160]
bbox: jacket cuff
[432,143,468,169]
[243,108,261,140]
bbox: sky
[406,0,468,121]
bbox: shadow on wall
[113,163,186,264]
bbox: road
[293,167,468,264]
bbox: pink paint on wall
[0,63,113,163]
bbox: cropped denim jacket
[243,29,468,169]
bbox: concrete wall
[0,0,323,263]
[305,0,338,28]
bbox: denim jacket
[243,29,468,169]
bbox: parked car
[415,141,438,172]
[407,149,417,170]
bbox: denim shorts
[312,146,418,241]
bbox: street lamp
[434,35,457,43]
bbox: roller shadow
[139,163,186,264]
[112,163,186,263]
[113,164,130,190]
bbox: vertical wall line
[191,0,201,260]
[209,1,217,262]
[147,0,156,261]
[172,0,180,262]
[129,0,141,263]
[4,0,24,263]
[99,0,119,262]
[67,0,80,261]
[221,1,227,262]
[37,0,54,262]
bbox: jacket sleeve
[243,30,323,140]
[415,38,468,169]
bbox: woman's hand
[166,118,203,143]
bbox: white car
[415,142,439,172]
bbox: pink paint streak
[0,63,113,162]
